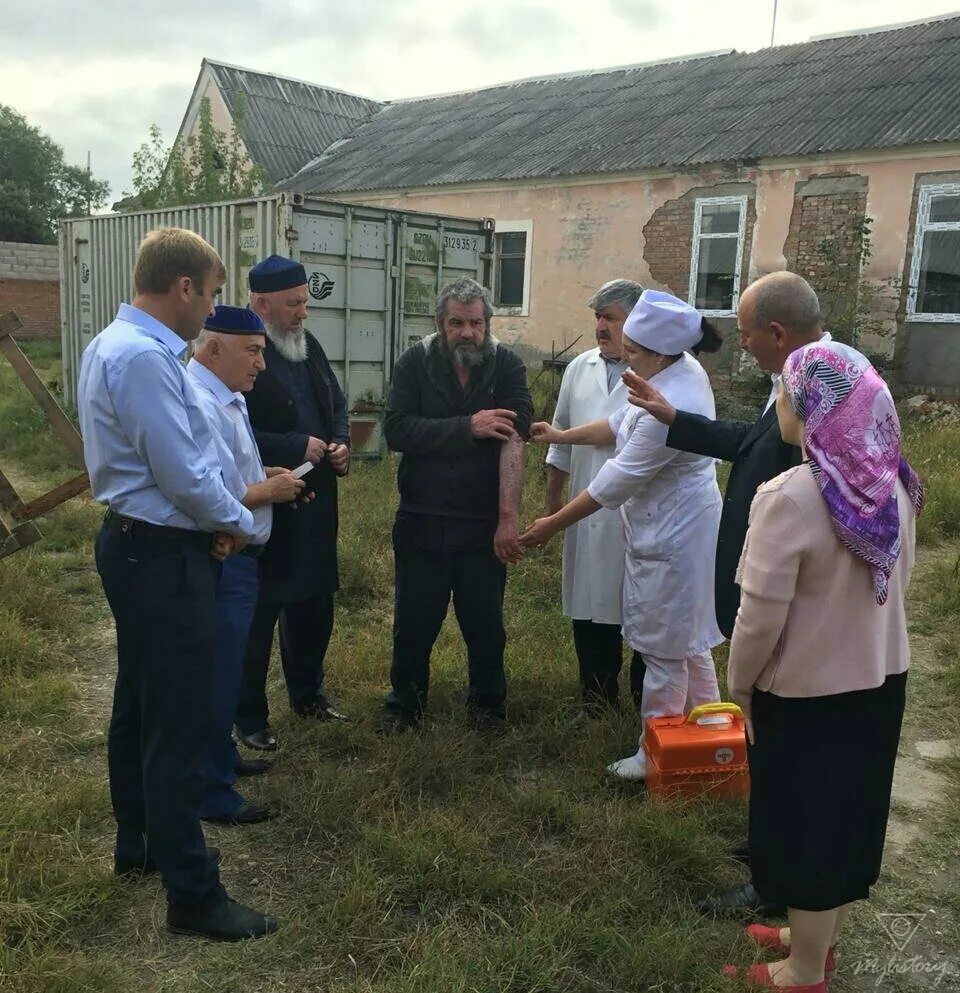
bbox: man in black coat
[625,271,828,916]
[382,277,532,728]
[235,255,350,751]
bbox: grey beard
[265,324,308,363]
[442,335,492,369]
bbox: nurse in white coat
[522,290,724,779]
[546,280,642,711]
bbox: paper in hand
[292,461,314,479]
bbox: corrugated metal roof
[205,61,383,184]
[272,15,960,193]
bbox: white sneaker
[606,752,646,780]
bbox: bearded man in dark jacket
[235,255,350,751]
[382,277,532,728]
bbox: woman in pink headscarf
[722,341,923,992]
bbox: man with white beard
[235,255,350,752]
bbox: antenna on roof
[770,0,779,46]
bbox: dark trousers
[95,522,221,907]
[386,522,507,717]
[236,592,334,734]
[202,553,259,817]
[571,620,644,708]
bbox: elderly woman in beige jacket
[723,341,923,992]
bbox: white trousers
[636,650,720,749]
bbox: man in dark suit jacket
[625,271,827,916]
[235,255,351,752]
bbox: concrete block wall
[0,241,60,339]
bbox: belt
[103,509,211,550]
[239,544,266,559]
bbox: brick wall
[642,181,756,385]
[642,182,757,303]
[0,241,60,339]
[782,175,868,331]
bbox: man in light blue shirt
[79,227,276,942]
[187,305,304,827]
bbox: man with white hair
[188,305,306,825]
[236,256,350,752]
[545,279,645,715]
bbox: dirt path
[835,542,960,991]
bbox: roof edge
[280,139,960,198]
[810,11,960,41]
[202,57,380,105]
[386,49,736,105]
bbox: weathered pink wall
[331,148,960,358]
[178,69,246,153]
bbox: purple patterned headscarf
[781,341,924,605]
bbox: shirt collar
[116,303,189,358]
[187,357,241,407]
[599,352,626,366]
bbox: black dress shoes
[377,708,420,734]
[115,846,220,877]
[167,895,278,941]
[695,881,786,918]
[234,726,278,751]
[202,803,277,826]
[730,839,751,867]
[294,699,350,721]
[235,756,272,777]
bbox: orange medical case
[643,703,750,800]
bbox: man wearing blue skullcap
[188,306,307,825]
[236,256,350,751]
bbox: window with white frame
[493,220,532,315]
[907,183,960,321]
[687,196,747,316]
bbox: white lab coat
[588,353,723,658]
[546,348,626,625]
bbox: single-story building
[177,15,960,393]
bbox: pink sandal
[744,926,836,978]
[722,962,827,991]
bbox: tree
[123,96,267,210]
[0,104,109,244]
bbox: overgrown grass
[908,548,960,733]
[901,416,960,546]
[1,344,958,991]
[0,340,79,485]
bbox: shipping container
[59,193,493,453]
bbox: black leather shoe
[115,846,220,877]
[695,881,786,919]
[468,708,507,732]
[202,803,277,826]
[167,895,278,941]
[377,709,420,734]
[235,756,272,777]
[234,727,278,751]
[730,840,751,867]
[294,700,350,722]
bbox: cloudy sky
[3,0,958,202]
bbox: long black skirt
[748,671,907,912]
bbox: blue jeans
[202,553,260,817]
